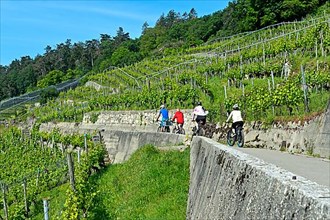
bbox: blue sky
[0,0,230,66]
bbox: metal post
[271,71,275,89]
[224,86,227,99]
[43,198,49,220]
[77,149,81,163]
[2,183,8,220]
[23,178,29,217]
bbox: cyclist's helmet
[233,103,239,110]
[160,104,165,109]
[197,101,202,106]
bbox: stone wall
[241,114,329,157]
[82,109,196,133]
[81,108,330,158]
[39,106,330,158]
[315,101,330,157]
[187,137,330,219]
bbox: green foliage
[89,145,190,219]
[2,0,327,103]
[37,70,65,88]
[3,9,330,124]
[89,112,100,124]
[61,137,106,219]
[0,127,106,219]
[0,127,68,218]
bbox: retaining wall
[80,108,330,158]
[187,137,330,219]
[315,101,330,157]
[39,123,186,164]
[38,102,330,158]
[38,122,330,219]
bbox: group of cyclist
[156,101,244,135]
[156,104,184,132]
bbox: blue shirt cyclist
[157,104,169,127]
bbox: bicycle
[157,119,171,133]
[171,122,185,134]
[192,120,205,137]
[227,123,244,147]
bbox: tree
[142,22,149,35]
[113,27,130,48]
[188,8,198,20]
[37,70,65,88]
[111,40,142,66]
[85,39,100,68]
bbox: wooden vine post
[262,42,266,66]
[67,152,76,192]
[84,133,88,155]
[320,30,324,57]
[36,169,40,187]
[315,39,318,59]
[301,65,310,112]
[271,71,275,89]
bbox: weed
[90,112,100,123]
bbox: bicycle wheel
[227,130,236,146]
[157,126,162,132]
[180,128,185,135]
[197,127,205,136]
[237,129,244,147]
[165,126,170,132]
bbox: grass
[89,145,190,220]
[33,183,69,219]
[0,145,190,220]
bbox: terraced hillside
[0,12,329,220]
[22,14,329,125]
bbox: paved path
[235,147,330,189]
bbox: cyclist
[226,103,244,134]
[156,104,169,132]
[192,101,208,132]
[172,108,184,132]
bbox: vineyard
[18,13,330,124]
[0,11,330,220]
[0,77,84,121]
[0,127,106,219]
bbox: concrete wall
[39,122,186,164]
[187,137,330,219]
[90,130,186,164]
